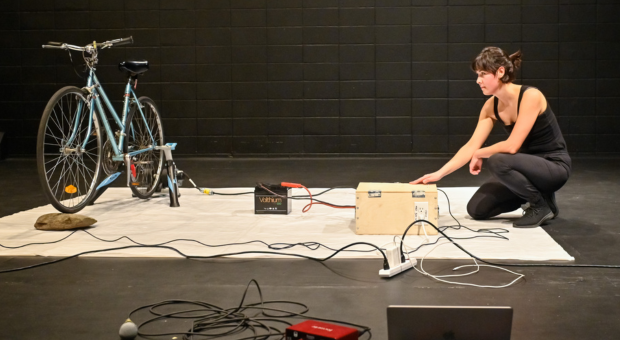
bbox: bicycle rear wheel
[124,96,164,199]
[37,86,102,213]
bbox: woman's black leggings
[467,152,571,220]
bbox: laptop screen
[387,305,513,340]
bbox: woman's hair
[471,47,522,83]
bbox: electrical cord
[184,172,354,209]
[404,227,508,255]
[399,218,620,269]
[437,188,461,227]
[211,186,354,199]
[0,236,390,274]
[81,229,377,254]
[184,173,253,195]
[393,186,620,284]
[0,228,386,274]
[396,188,510,256]
[4,183,620,276]
[292,186,355,198]
[0,186,507,281]
[125,279,372,340]
[436,188,510,236]
[397,216,524,288]
[212,191,254,196]
[0,230,79,249]
[409,240,525,289]
[3,223,515,287]
[259,183,355,211]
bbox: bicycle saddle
[118,60,149,75]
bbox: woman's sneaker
[542,192,558,219]
[513,202,554,228]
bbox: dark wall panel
[1,0,619,156]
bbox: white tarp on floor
[0,187,574,262]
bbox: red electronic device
[285,320,358,340]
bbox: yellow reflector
[65,185,77,194]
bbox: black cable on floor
[403,188,511,254]
[212,191,254,195]
[0,239,390,274]
[80,230,377,254]
[0,186,518,273]
[0,228,383,274]
[405,228,508,255]
[125,279,372,340]
[182,172,254,195]
[183,172,354,207]
[292,186,355,198]
[6,185,619,273]
[257,183,355,209]
[399,188,620,268]
[400,218,620,269]
[0,230,79,249]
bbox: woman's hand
[410,171,443,185]
[469,152,483,175]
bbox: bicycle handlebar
[107,36,133,46]
[41,36,133,51]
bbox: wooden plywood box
[355,183,438,235]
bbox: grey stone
[35,213,97,231]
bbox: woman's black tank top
[493,85,569,159]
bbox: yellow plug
[203,189,213,195]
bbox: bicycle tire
[37,86,102,213]
[123,96,164,199]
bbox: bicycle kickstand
[154,143,180,207]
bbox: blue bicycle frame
[65,68,156,162]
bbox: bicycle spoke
[44,155,63,166]
[52,158,68,201]
[83,151,98,164]
[76,159,95,176]
[43,140,63,148]
[48,112,66,138]
[46,156,66,177]
[39,89,101,212]
[69,157,84,207]
[75,161,88,198]
[124,99,163,198]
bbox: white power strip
[379,244,416,278]
[379,259,416,278]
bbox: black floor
[1,157,620,340]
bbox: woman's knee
[467,199,489,220]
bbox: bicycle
[38,37,170,213]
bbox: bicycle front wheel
[124,96,164,199]
[37,86,102,213]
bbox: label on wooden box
[355,182,439,235]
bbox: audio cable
[119,279,372,340]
